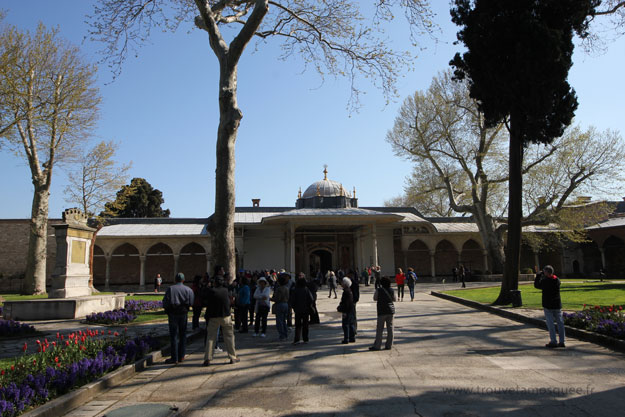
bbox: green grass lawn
[443,281,625,310]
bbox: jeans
[168,313,188,362]
[407,284,415,301]
[192,305,203,330]
[372,314,394,349]
[255,305,269,334]
[275,302,289,339]
[544,308,565,344]
[397,284,405,300]
[342,310,355,342]
[294,311,310,342]
[235,304,249,332]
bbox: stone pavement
[56,284,625,417]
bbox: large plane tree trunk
[23,184,50,295]
[211,65,241,279]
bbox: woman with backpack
[369,276,396,351]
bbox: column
[139,255,146,290]
[534,251,540,270]
[359,229,365,268]
[173,254,180,277]
[105,254,112,290]
[599,247,606,270]
[289,222,296,276]
[429,250,436,278]
[482,250,489,274]
[206,254,211,276]
[371,224,378,266]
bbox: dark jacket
[534,273,562,309]
[350,277,360,303]
[337,287,354,314]
[290,287,314,315]
[375,287,396,316]
[204,286,231,318]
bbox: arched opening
[179,242,207,280]
[581,240,601,275]
[146,243,174,283]
[309,249,332,276]
[93,245,106,286]
[435,240,458,277]
[604,235,625,278]
[461,239,482,274]
[110,243,140,286]
[406,239,430,276]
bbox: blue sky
[1,1,624,218]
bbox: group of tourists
[161,261,567,367]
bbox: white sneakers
[260,333,266,338]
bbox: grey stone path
[58,285,625,417]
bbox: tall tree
[88,0,434,277]
[387,71,625,273]
[0,23,100,294]
[450,0,598,304]
[64,140,132,217]
[101,177,170,218]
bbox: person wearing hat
[163,272,195,364]
[337,277,355,344]
[203,266,240,365]
[253,277,271,337]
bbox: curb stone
[431,291,625,354]
[22,330,205,417]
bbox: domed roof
[301,167,351,199]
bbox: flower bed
[84,300,164,325]
[124,300,162,314]
[563,304,625,340]
[0,321,36,338]
[85,310,136,325]
[0,329,161,416]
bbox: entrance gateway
[92,167,500,286]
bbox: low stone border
[431,291,625,354]
[22,330,205,417]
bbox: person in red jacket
[395,268,406,302]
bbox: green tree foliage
[101,178,170,218]
[450,0,598,304]
[0,22,100,294]
[88,0,434,277]
[64,141,132,217]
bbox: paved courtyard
[56,284,625,417]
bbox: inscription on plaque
[71,240,86,264]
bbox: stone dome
[302,178,351,199]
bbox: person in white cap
[253,277,271,337]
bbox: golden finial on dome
[298,187,302,199]
[353,187,356,198]
[323,164,328,180]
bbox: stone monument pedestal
[2,209,127,321]
[2,294,126,321]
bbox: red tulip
[54,357,59,363]
[56,332,60,339]
[32,359,36,365]
[22,343,27,352]
[65,341,70,347]
[114,332,119,337]
[10,366,14,371]
[1,370,4,375]
[36,340,41,345]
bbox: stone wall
[0,219,62,292]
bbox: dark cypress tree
[101,177,170,218]
[449,0,598,304]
